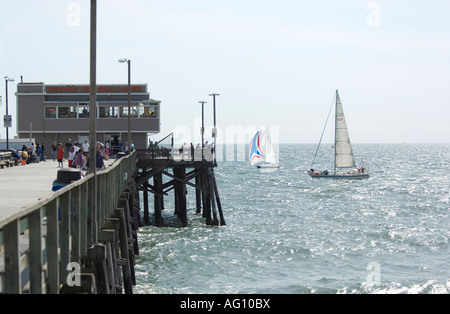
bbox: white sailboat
[308,90,369,179]
[249,128,279,169]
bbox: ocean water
[134,144,449,294]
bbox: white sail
[260,128,277,164]
[249,131,264,166]
[249,128,278,166]
[335,91,356,169]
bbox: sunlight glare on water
[135,144,449,294]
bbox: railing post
[29,209,44,294]
[46,199,60,294]
[71,186,81,264]
[59,192,71,287]
[4,219,20,294]
[80,180,89,258]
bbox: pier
[136,133,225,228]
[0,153,139,294]
[0,135,224,294]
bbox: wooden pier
[0,153,140,294]
[0,136,225,294]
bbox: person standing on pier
[35,143,41,162]
[57,143,64,168]
[40,142,46,162]
[68,146,76,168]
[65,138,73,159]
[52,141,57,161]
[21,149,28,164]
[72,148,86,169]
[82,140,89,154]
[96,142,108,170]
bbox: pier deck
[0,160,114,226]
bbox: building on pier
[15,82,160,154]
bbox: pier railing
[143,132,216,163]
[0,151,137,294]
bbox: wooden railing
[0,151,137,294]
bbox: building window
[58,106,77,119]
[78,104,90,118]
[121,106,139,118]
[43,103,159,120]
[45,107,57,119]
[99,106,119,118]
[139,105,158,118]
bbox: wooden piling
[179,166,188,227]
[173,168,180,216]
[202,169,212,225]
[195,168,202,214]
[134,148,224,228]
[211,168,226,226]
[143,181,150,225]
[153,173,163,226]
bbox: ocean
[134,144,449,294]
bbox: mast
[334,90,338,175]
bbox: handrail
[154,132,173,147]
[0,152,134,229]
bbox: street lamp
[4,76,15,151]
[209,93,220,163]
[118,58,132,148]
[199,101,207,160]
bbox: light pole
[4,76,15,151]
[89,0,97,176]
[118,58,132,148]
[209,93,220,163]
[199,101,207,160]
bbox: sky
[1,0,449,144]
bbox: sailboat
[249,128,279,169]
[308,90,369,179]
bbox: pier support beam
[153,173,163,226]
[135,152,224,228]
[195,168,202,214]
[202,169,212,225]
[143,180,150,225]
[179,167,187,227]
[211,168,226,226]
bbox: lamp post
[199,101,207,160]
[118,58,132,147]
[89,0,98,246]
[4,76,15,151]
[209,93,220,163]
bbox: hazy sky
[1,0,449,144]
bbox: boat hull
[257,165,279,169]
[308,173,369,180]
